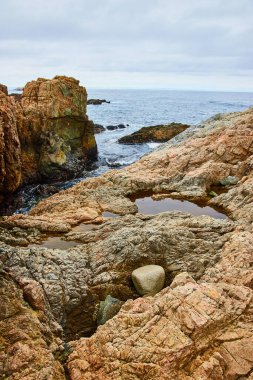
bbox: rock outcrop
[87,98,110,105]
[0,268,66,380]
[0,76,97,203]
[118,122,189,144]
[1,106,253,379]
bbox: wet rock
[87,98,110,105]
[132,264,165,296]
[118,122,189,144]
[0,269,65,380]
[94,123,106,133]
[106,124,126,130]
[96,295,124,325]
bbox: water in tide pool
[4,88,253,214]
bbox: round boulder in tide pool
[132,265,165,296]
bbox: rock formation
[0,76,97,203]
[87,98,110,105]
[1,106,253,379]
[118,122,189,144]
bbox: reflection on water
[135,197,227,219]
[102,211,120,218]
[29,236,82,250]
[29,223,98,249]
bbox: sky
[1,0,253,91]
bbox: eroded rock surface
[0,269,65,380]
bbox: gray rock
[97,295,123,325]
[219,176,238,186]
[132,265,165,296]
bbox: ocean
[86,89,253,175]
[4,88,253,214]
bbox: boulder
[132,265,165,296]
[94,123,106,133]
[106,124,126,131]
[118,122,189,144]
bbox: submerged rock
[132,265,165,296]
[118,122,189,144]
[106,124,126,130]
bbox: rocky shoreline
[1,101,253,379]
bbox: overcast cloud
[1,0,253,91]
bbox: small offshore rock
[97,295,124,325]
[118,122,189,144]
[132,265,165,296]
[94,124,106,134]
[87,98,110,105]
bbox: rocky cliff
[0,76,97,203]
[1,107,253,379]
